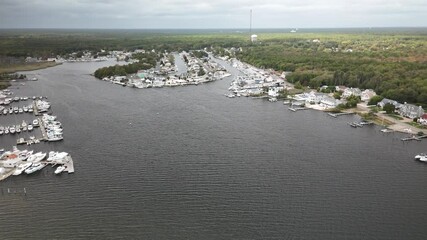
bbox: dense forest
[236,33,427,106]
[1,29,426,105]
[94,52,159,79]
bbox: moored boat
[13,162,33,175]
[54,165,66,174]
[24,163,46,174]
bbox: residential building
[398,103,424,119]
[361,89,377,102]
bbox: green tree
[383,103,396,114]
[368,95,384,105]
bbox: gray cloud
[0,0,426,28]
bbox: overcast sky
[0,0,426,28]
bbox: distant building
[251,34,258,43]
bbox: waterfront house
[361,89,377,102]
[320,96,343,109]
[398,103,424,119]
[377,98,402,109]
[342,88,361,99]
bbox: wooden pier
[288,107,308,112]
[328,112,355,118]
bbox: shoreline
[0,62,62,90]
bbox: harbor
[1,88,71,182]
[0,147,74,181]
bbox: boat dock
[288,107,308,112]
[63,155,74,173]
[401,135,427,142]
[328,112,355,118]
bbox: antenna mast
[250,9,252,36]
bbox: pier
[288,107,308,112]
[327,112,355,118]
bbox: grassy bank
[0,61,61,90]
[0,61,60,74]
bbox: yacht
[3,109,7,115]
[13,162,33,176]
[23,106,28,112]
[47,151,68,162]
[5,127,9,134]
[28,124,33,131]
[23,120,29,128]
[54,165,66,174]
[0,129,3,135]
[18,108,23,114]
[27,152,47,162]
[48,134,64,142]
[24,163,46,174]
[9,126,16,134]
[18,150,33,161]
[16,127,21,133]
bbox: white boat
[9,126,15,134]
[24,163,46,174]
[27,152,47,162]
[18,108,23,113]
[54,165,66,174]
[28,124,33,131]
[18,150,33,161]
[32,119,39,126]
[13,162,33,175]
[47,151,68,161]
[22,121,27,128]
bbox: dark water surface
[1,60,426,239]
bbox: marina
[0,147,74,181]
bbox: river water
[0,59,426,239]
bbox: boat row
[42,114,64,141]
[0,119,39,135]
[0,96,45,106]
[0,104,34,115]
[0,148,70,175]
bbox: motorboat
[54,165,66,174]
[9,126,15,134]
[27,152,47,162]
[18,150,33,161]
[47,151,68,162]
[18,108,23,114]
[13,162,33,175]
[24,163,46,174]
[28,124,33,131]
[32,119,39,126]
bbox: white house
[320,96,343,109]
[342,88,361,99]
[361,89,377,102]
